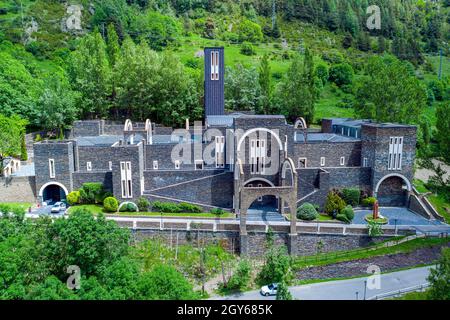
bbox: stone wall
[131,228,393,257]
[0,176,36,203]
[72,171,113,192]
[408,194,430,219]
[72,120,104,137]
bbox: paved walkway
[213,266,433,300]
[353,207,445,226]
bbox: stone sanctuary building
[33,48,418,254]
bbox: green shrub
[137,197,150,212]
[339,205,354,223]
[240,41,256,56]
[226,259,251,291]
[34,134,42,142]
[179,202,202,213]
[324,191,346,216]
[119,202,138,212]
[296,203,319,221]
[210,208,226,215]
[361,197,377,207]
[342,188,360,207]
[79,183,105,204]
[336,213,350,223]
[103,197,119,213]
[67,191,80,206]
[329,63,354,87]
[151,201,181,213]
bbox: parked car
[260,283,278,296]
[51,202,66,213]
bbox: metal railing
[368,283,430,300]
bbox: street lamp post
[356,291,359,300]
[363,280,367,300]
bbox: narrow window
[320,157,326,167]
[87,162,92,171]
[340,157,345,166]
[215,136,225,168]
[363,157,368,168]
[250,139,266,174]
[120,162,127,198]
[120,161,132,199]
[388,137,403,170]
[153,161,158,170]
[175,160,181,170]
[109,161,112,171]
[210,51,220,80]
[195,160,204,170]
[298,158,307,168]
[49,159,55,178]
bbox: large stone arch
[374,173,412,207]
[243,177,275,187]
[374,173,412,193]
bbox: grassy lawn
[316,214,334,222]
[428,194,450,224]
[0,202,34,209]
[413,179,430,194]
[68,204,234,219]
[390,290,429,300]
[293,237,450,270]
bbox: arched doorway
[244,179,278,211]
[39,182,68,205]
[375,174,411,207]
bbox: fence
[294,233,446,266]
[368,283,430,300]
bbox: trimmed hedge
[179,202,202,213]
[151,201,203,213]
[210,208,226,215]
[79,183,109,204]
[67,191,80,206]
[119,202,138,212]
[338,205,354,223]
[103,197,119,213]
[297,203,319,221]
[137,197,150,212]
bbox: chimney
[204,47,225,116]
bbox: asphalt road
[212,266,433,300]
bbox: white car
[260,283,278,296]
[51,202,66,213]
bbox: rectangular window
[210,51,219,80]
[153,161,158,170]
[320,157,326,167]
[340,157,345,166]
[363,157,369,168]
[175,160,181,170]
[49,159,55,178]
[87,162,92,171]
[298,158,307,168]
[195,160,204,170]
[109,161,112,171]
[215,136,225,168]
[388,137,403,170]
[120,161,132,199]
[250,139,266,174]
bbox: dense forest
[0,0,449,160]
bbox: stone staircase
[246,208,286,222]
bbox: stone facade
[30,48,420,255]
[0,176,36,203]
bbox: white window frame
[175,160,181,170]
[215,136,225,168]
[250,139,266,174]
[87,162,92,171]
[195,160,204,170]
[340,157,345,166]
[49,159,55,178]
[363,157,369,168]
[320,157,326,167]
[153,160,158,170]
[211,51,219,80]
[298,157,307,169]
[388,136,403,170]
[109,161,113,171]
[120,161,133,199]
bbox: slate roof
[295,133,360,143]
[75,135,121,147]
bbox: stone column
[239,208,248,256]
[287,233,298,256]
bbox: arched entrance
[244,179,277,211]
[375,174,412,207]
[39,182,68,205]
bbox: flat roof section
[295,133,360,143]
[75,135,122,147]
